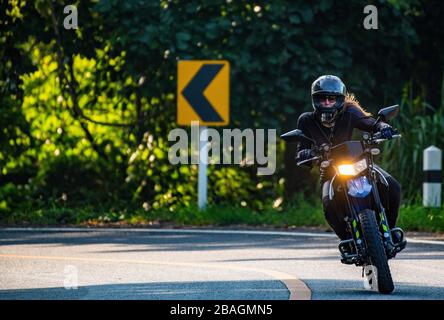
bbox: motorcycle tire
[359,209,394,294]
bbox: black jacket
[297,104,386,150]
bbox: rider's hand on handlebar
[296,149,317,167]
[296,149,316,163]
[378,125,398,140]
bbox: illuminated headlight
[338,159,367,176]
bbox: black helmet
[311,75,346,127]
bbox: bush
[381,96,444,203]
[398,204,444,232]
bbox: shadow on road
[1,230,443,261]
[2,278,443,300]
[0,230,337,251]
[0,280,288,300]
[305,278,444,300]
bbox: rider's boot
[339,238,356,264]
[391,228,407,252]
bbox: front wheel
[359,209,394,294]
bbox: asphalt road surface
[1,227,444,300]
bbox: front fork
[338,181,367,265]
[369,169,403,258]
[339,172,401,264]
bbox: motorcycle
[281,104,407,294]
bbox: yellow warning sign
[177,60,229,126]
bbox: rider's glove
[378,124,397,140]
[296,149,315,163]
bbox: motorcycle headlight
[338,158,367,176]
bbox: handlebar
[373,134,402,144]
[296,156,320,166]
[295,133,401,167]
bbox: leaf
[319,0,333,12]
[176,32,191,42]
[289,14,301,24]
[300,7,313,24]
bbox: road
[1,228,444,300]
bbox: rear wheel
[359,209,394,294]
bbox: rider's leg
[374,166,401,229]
[374,167,404,246]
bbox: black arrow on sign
[181,64,224,122]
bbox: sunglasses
[318,95,337,102]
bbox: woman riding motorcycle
[296,75,401,241]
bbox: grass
[1,201,444,234]
[0,199,327,229]
[397,205,444,232]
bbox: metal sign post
[198,126,208,209]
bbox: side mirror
[280,129,314,145]
[377,104,399,122]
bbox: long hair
[343,93,372,117]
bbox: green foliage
[0,0,442,228]
[398,205,444,232]
[381,87,444,202]
[5,199,444,234]
[93,0,418,130]
[0,197,326,229]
